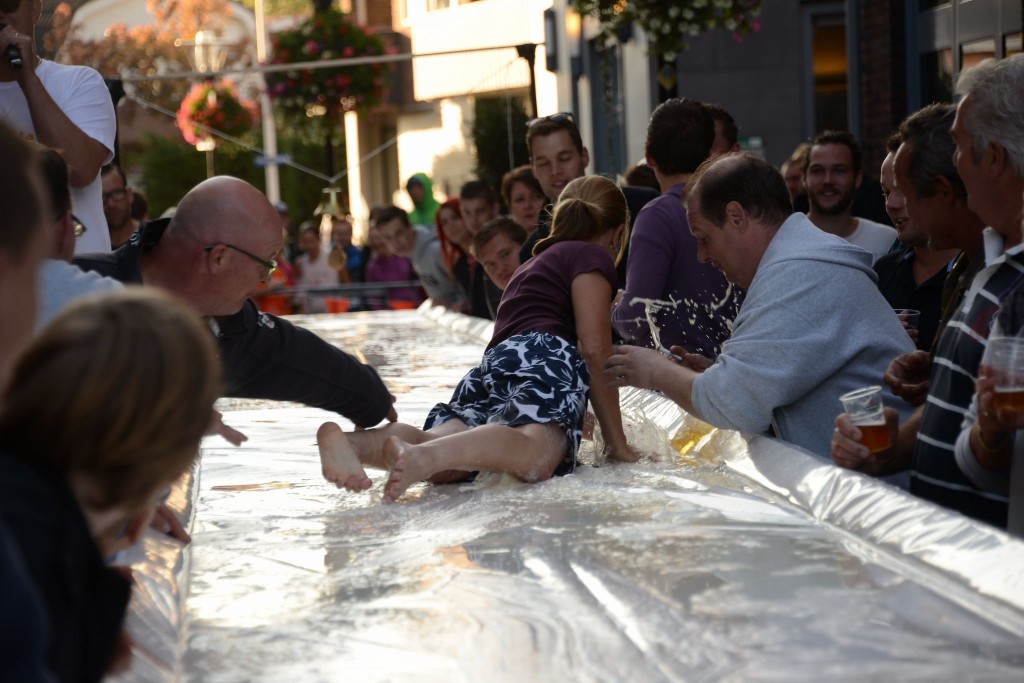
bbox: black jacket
[74,219,393,427]
[0,452,130,683]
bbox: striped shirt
[911,241,1024,527]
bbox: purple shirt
[489,241,617,350]
[611,183,743,357]
[364,254,423,309]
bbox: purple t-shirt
[489,241,617,350]
[611,183,744,357]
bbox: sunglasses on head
[526,112,576,129]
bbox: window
[812,19,848,132]
[919,48,954,104]
[1006,32,1022,57]
[961,37,996,71]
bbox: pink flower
[342,46,355,57]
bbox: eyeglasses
[102,188,128,203]
[526,112,575,129]
[205,243,278,279]
[72,215,86,239]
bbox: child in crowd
[0,288,221,682]
[318,175,640,501]
[363,220,423,310]
[293,221,341,313]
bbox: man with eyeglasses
[35,148,122,331]
[74,175,396,431]
[101,164,138,249]
[0,0,115,254]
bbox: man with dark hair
[74,176,396,429]
[471,217,527,317]
[804,130,896,261]
[458,180,500,235]
[457,180,500,317]
[704,103,740,156]
[471,217,526,287]
[101,163,138,249]
[607,154,912,468]
[612,97,743,358]
[519,112,658,275]
[375,204,465,309]
[871,129,959,352]
[37,149,122,329]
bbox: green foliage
[471,96,530,202]
[572,0,762,60]
[135,130,346,223]
[275,133,349,224]
[135,134,263,216]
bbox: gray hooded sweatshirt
[692,212,914,463]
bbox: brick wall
[858,0,907,177]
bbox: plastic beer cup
[983,336,1024,413]
[894,309,921,329]
[839,385,891,453]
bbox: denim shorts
[424,332,590,475]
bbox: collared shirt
[873,245,955,351]
[911,234,1024,527]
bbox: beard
[808,184,855,216]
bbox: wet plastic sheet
[124,307,1024,681]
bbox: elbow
[67,164,100,188]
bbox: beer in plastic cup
[894,309,921,329]
[839,385,891,453]
[983,336,1024,413]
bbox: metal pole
[254,0,281,203]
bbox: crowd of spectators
[1,5,1022,675]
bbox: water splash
[628,295,681,353]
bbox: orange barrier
[256,295,292,316]
[324,298,351,313]
[388,300,418,310]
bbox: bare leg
[317,419,469,491]
[383,422,566,502]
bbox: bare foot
[317,422,372,491]
[382,436,432,502]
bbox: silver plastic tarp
[110,305,1024,682]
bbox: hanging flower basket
[573,0,762,60]
[175,80,257,147]
[266,9,391,127]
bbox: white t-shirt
[0,60,116,254]
[295,249,338,313]
[846,217,898,263]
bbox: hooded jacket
[691,212,914,464]
[406,173,441,227]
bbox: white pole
[255,0,281,203]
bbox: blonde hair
[0,287,221,513]
[535,175,629,264]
